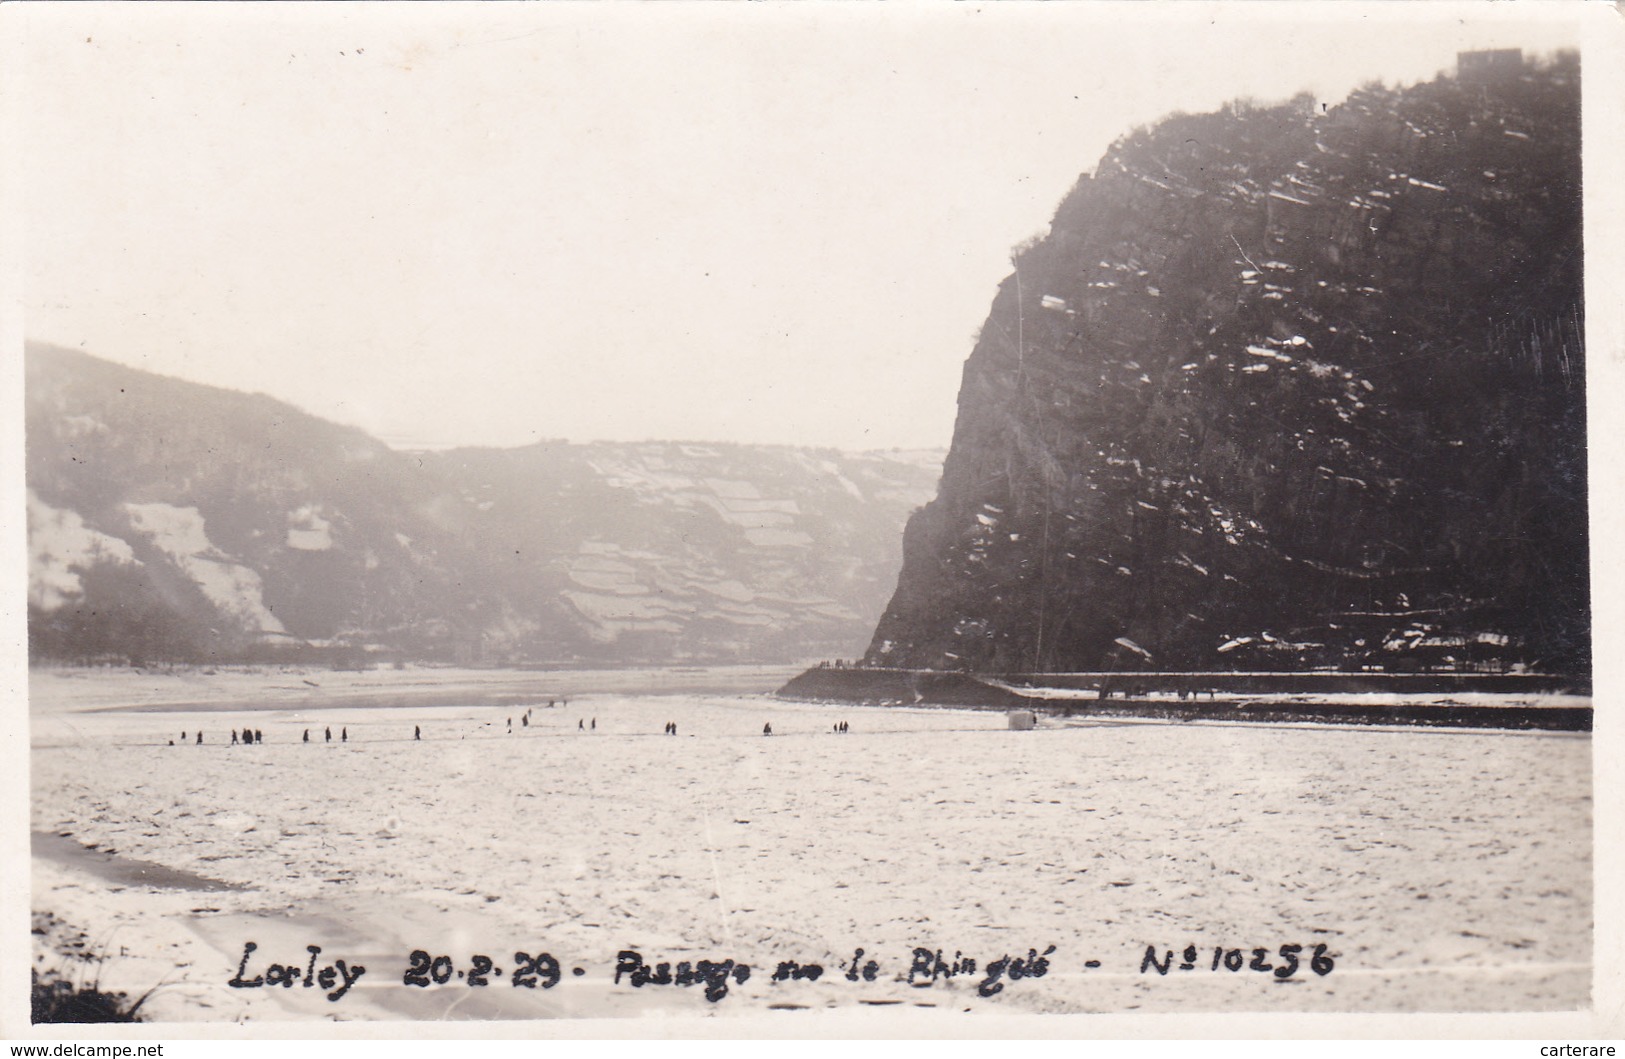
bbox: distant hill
[26,343,941,666]
[867,53,1587,675]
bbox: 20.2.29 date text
[402,949,570,988]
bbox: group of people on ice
[172,711,853,744]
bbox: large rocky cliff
[867,55,1587,675]
[27,345,941,665]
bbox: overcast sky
[14,2,1592,452]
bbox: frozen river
[29,667,1592,1021]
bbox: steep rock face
[867,56,1586,674]
[26,345,941,665]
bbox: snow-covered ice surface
[29,668,1591,1022]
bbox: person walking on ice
[415,725,421,741]
[763,722,773,736]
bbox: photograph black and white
[5,0,1620,1040]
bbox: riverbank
[29,663,806,714]
[776,668,1592,731]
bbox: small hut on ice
[1007,710,1037,731]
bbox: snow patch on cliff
[286,505,333,551]
[123,503,285,634]
[27,491,139,610]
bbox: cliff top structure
[1458,48,1524,81]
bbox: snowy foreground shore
[29,667,1592,1021]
